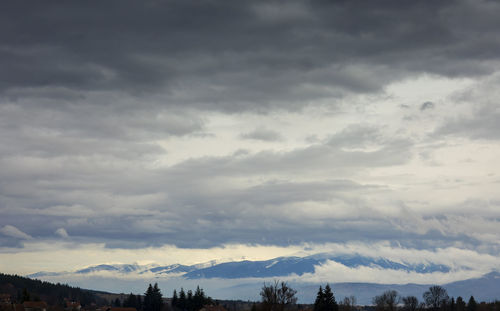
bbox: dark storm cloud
[1,0,500,253]
[1,0,500,111]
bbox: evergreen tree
[179,288,186,311]
[450,297,455,311]
[314,286,324,311]
[187,290,193,311]
[467,296,476,311]
[114,298,122,307]
[152,283,163,311]
[314,285,338,311]
[193,286,206,311]
[324,284,338,311]
[172,290,178,309]
[22,288,30,303]
[144,284,154,311]
[124,293,137,308]
[137,295,143,311]
[456,297,465,311]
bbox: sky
[1,0,500,285]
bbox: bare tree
[403,296,419,311]
[341,296,357,311]
[260,280,297,311]
[372,290,399,311]
[423,286,449,311]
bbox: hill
[0,273,106,306]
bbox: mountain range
[26,254,500,304]
[28,253,451,279]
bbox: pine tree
[323,284,338,311]
[314,285,338,311]
[124,293,137,308]
[152,283,163,311]
[137,295,143,311]
[456,297,465,311]
[22,288,30,303]
[314,286,324,311]
[179,288,186,311]
[172,290,178,309]
[144,284,154,311]
[187,290,193,311]
[467,297,476,311]
[193,286,206,311]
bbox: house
[22,302,47,311]
[199,305,227,311]
[0,294,11,304]
[65,302,81,311]
[99,307,136,311]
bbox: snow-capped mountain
[27,253,451,279]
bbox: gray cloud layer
[1,0,500,256]
[1,0,500,111]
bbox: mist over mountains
[28,253,451,279]
[26,253,500,304]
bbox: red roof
[23,302,48,309]
[200,305,227,311]
[107,308,136,311]
[14,304,25,311]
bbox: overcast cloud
[1,0,500,282]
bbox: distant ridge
[28,253,451,279]
[0,273,106,306]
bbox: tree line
[372,286,484,311]
[0,273,103,306]
[116,283,213,311]
[171,286,213,311]
[257,281,500,311]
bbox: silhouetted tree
[187,290,193,311]
[373,290,399,311]
[423,286,449,311]
[124,293,137,308]
[450,297,455,311]
[314,284,338,311]
[403,296,419,311]
[21,288,30,303]
[340,296,356,311]
[114,298,122,307]
[144,283,163,311]
[456,297,466,311]
[314,286,324,311]
[179,288,186,311]
[137,294,143,311]
[324,285,338,311]
[467,296,477,311]
[172,290,178,309]
[260,280,297,311]
[192,286,206,311]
